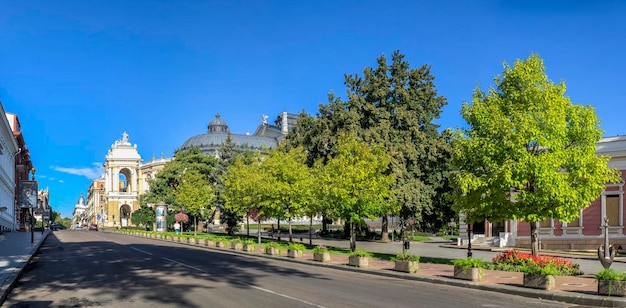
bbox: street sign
[97,214,101,220]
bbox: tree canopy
[450,53,621,255]
[286,50,451,236]
[141,147,218,209]
[317,134,394,251]
[175,169,216,235]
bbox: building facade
[0,107,19,232]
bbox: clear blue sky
[1,1,624,218]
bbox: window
[606,195,620,227]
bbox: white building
[0,103,19,231]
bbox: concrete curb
[0,230,50,304]
[123,232,626,308]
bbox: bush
[393,253,420,262]
[312,245,329,253]
[349,249,372,258]
[452,257,485,269]
[596,268,626,281]
[264,242,282,253]
[287,243,306,252]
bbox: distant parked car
[51,223,66,231]
[89,224,98,231]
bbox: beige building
[82,132,170,228]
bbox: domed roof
[208,113,228,133]
[181,113,280,155]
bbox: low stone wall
[516,238,626,251]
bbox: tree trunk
[309,216,313,245]
[322,215,327,233]
[530,222,539,256]
[246,214,250,236]
[288,218,293,242]
[277,220,281,241]
[194,216,198,236]
[350,222,356,252]
[381,215,389,242]
[257,220,261,245]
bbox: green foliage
[349,249,372,258]
[452,257,485,269]
[312,245,329,253]
[287,242,306,252]
[393,253,420,262]
[286,50,452,227]
[175,169,216,235]
[450,53,621,254]
[130,206,155,230]
[264,242,283,253]
[259,146,314,230]
[141,147,218,208]
[596,268,626,281]
[222,154,264,234]
[522,262,560,276]
[318,134,394,250]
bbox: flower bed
[490,250,582,276]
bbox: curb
[123,232,626,307]
[0,230,50,304]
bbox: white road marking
[130,247,153,256]
[162,257,325,307]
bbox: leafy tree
[450,53,621,256]
[318,134,394,251]
[222,154,265,235]
[175,169,216,236]
[259,145,313,242]
[141,146,218,216]
[131,206,156,230]
[287,51,450,240]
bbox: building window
[606,195,620,227]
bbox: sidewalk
[0,229,49,304]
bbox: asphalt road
[2,230,585,308]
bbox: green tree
[141,147,218,212]
[450,53,621,256]
[175,169,216,236]
[260,145,313,242]
[287,51,450,240]
[131,206,156,230]
[318,134,394,251]
[222,154,265,236]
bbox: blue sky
[1,1,624,218]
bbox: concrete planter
[453,266,483,281]
[395,260,420,274]
[243,245,256,252]
[231,242,244,250]
[523,273,555,290]
[287,250,303,258]
[348,256,369,267]
[216,241,227,248]
[265,247,280,255]
[598,280,626,297]
[313,252,331,262]
[204,239,215,247]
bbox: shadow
[8,232,329,307]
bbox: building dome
[207,113,228,133]
[180,112,295,156]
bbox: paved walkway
[0,229,49,304]
[3,229,626,307]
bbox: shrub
[349,249,372,258]
[452,257,485,269]
[287,243,306,252]
[312,245,328,253]
[596,268,626,281]
[393,253,420,262]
